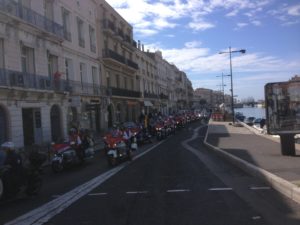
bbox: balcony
[144,91,159,99]
[0,68,68,92]
[103,48,138,70]
[124,35,131,44]
[0,0,63,38]
[110,87,141,98]
[67,80,107,96]
[103,48,126,64]
[117,28,124,39]
[159,93,168,100]
[102,19,115,33]
[127,59,139,70]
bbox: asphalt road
[2,121,300,225]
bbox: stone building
[97,0,140,127]
[0,0,194,148]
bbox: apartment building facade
[0,0,194,148]
[0,0,103,147]
[97,0,140,127]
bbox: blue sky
[108,0,300,101]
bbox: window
[77,18,85,48]
[62,8,71,41]
[130,78,134,90]
[116,74,120,88]
[124,77,127,89]
[80,63,86,89]
[65,58,73,80]
[21,45,35,73]
[47,53,58,77]
[92,66,98,85]
[44,0,54,19]
[106,72,110,87]
[89,26,96,53]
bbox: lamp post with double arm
[219,47,246,123]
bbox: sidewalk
[204,120,300,204]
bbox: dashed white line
[126,191,148,194]
[208,188,233,191]
[167,189,190,193]
[250,186,271,190]
[88,193,108,196]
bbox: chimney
[138,40,141,50]
[142,44,144,52]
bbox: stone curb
[203,123,300,205]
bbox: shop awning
[144,100,153,107]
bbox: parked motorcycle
[51,141,94,173]
[0,151,46,200]
[106,140,132,167]
[155,122,167,141]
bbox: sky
[108,0,300,101]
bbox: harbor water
[235,107,266,119]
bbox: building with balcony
[0,0,68,147]
[0,0,105,148]
[97,0,140,127]
[61,0,103,134]
[135,44,159,115]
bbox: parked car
[245,117,256,126]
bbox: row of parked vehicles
[0,109,209,201]
[103,111,209,166]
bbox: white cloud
[110,0,273,36]
[287,4,300,16]
[251,20,262,26]
[188,21,215,31]
[237,22,248,28]
[185,41,202,48]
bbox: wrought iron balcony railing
[0,68,68,92]
[159,93,169,100]
[110,87,141,98]
[144,91,159,99]
[0,0,63,38]
[127,59,139,70]
[67,80,107,96]
[103,19,115,32]
[103,48,126,64]
[103,49,138,70]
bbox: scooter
[106,138,132,167]
[0,151,46,200]
[51,141,94,173]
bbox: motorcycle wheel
[26,176,43,196]
[0,178,3,199]
[52,161,64,173]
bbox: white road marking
[250,186,271,190]
[167,189,190,193]
[126,191,148,194]
[208,188,233,191]
[5,141,165,225]
[88,193,108,196]
[252,216,261,220]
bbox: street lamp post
[219,47,246,123]
[216,73,230,104]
